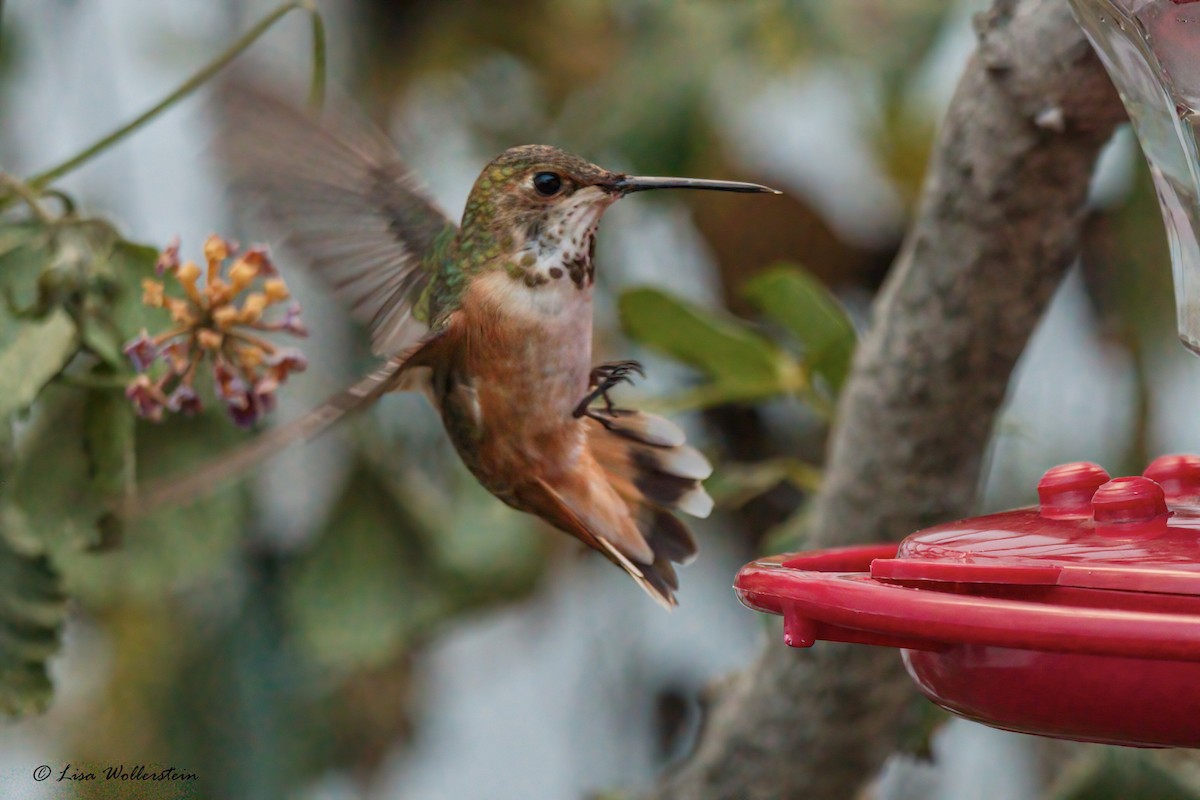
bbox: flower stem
[227,330,279,354]
[183,350,202,384]
[152,327,188,345]
[0,173,54,224]
[24,1,327,192]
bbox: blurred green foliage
[283,459,545,674]
[620,287,804,408]
[619,264,857,416]
[0,217,150,713]
[744,266,857,399]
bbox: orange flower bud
[240,293,267,323]
[212,305,239,330]
[177,261,203,305]
[238,345,265,370]
[203,234,231,266]
[177,260,201,284]
[197,329,224,350]
[263,278,290,302]
[205,278,232,308]
[141,278,165,308]
[228,260,258,291]
[166,298,196,326]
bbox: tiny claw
[575,359,645,418]
[588,359,644,388]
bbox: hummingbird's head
[461,145,778,290]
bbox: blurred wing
[125,356,407,517]
[214,80,456,356]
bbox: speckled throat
[506,185,611,291]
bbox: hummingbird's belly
[442,279,595,496]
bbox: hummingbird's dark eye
[533,172,563,197]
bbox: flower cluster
[124,235,308,428]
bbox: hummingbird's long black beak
[610,176,781,195]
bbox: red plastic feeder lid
[734,455,1200,748]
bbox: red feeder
[734,455,1200,748]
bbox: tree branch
[651,1,1126,798]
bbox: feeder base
[904,645,1200,748]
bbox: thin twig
[0,173,54,224]
[23,1,327,192]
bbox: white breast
[476,268,594,325]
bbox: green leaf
[618,287,800,407]
[82,237,160,367]
[0,308,77,420]
[0,419,67,718]
[103,239,161,335]
[0,522,67,717]
[61,408,249,604]
[6,388,106,555]
[743,265,857,397]
[82,382,135,550]
[0,223,152,368]
[2,222,107,321]
[0,221,50,261]
[0,222,53,311]
[6,384,248,602]
[1049,749,1200,800]
[83,383,135,498]
[809,334,855,399]
[78,306,124,367]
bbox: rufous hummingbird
[132,84,779,608]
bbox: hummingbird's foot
[573,360,644,419]
[588,360,645,389]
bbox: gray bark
[652,1,1126,798]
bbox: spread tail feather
[613,504,701,609]
[584,409,712,607]
[586,410,713,521]
[122,358,408,518]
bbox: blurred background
[1,1,1197,798]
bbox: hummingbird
[132,83,779,608]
